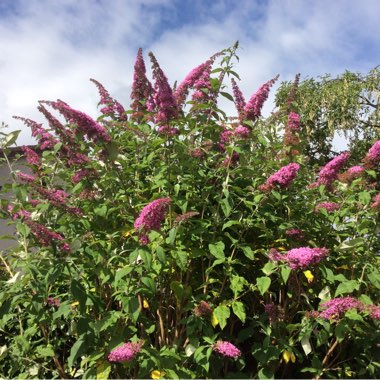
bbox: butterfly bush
[2,44,380,380]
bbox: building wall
[0,152,29,252]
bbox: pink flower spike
[231,78,246,118]
[244,75,279,121]
[319,297,363,320]
[131,48,155,119]
[42,100,111,143]
[364,140,380,164]
[108,341,143,363]
[315,202,340,213]
[266,163,300,189]
[175,58,214,107]
[134,198,171,244]
[287,112,301,131]
[213,340,241,359]
[149,52,178,124]
[316,152,350,187]
[284,247,329,269]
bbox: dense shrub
[0,43,380,379]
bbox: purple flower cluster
[315,152,350,187]
[193,300,212,317]
[42,100,111,142]
[265,163,300,189]
[131,48,155,120]
[34,187,82,216]
[108,341,143,363]
[285,228,305,240]
[368,305,380,320]
[37,103,75,143]
[234,125,250,139]
[244,75,279,120]
[26,220,70,252]
[285,247,329,269]
[364,140,380,164]
[264,303,278,324]
[347,165,365,176]
[71,169,97,184]
[315,202,340,213]
[7,205,31,220]
[149,52,178,125]
[22,146,40,166]
[213,341,241,359]
[90,78,127,120]
[191,64,213,103]
[287,112,301,131]
[319,297,363,320]
[14,116,58,151]
[17,172,37,183]
[231,78,246,119]
[270,247,329,270]
[134,198,171,245]
[175,58,214,106]
[371,194,380,210]
[46,297,60,307]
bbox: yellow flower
[282,349,296,363]
[211,312,219,328]
[122,229,133,238]
[303,270,314,283]
[143,299,150,309]
[71,301,79,307]
[151,370,166,379]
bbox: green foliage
[0,45,380,379]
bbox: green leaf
[168,227,177,245]
[338,238,364,251]
[220,91,234,101]
[155,246,166,263]
[241,246,255,260]
[126,297,140,323]
[262,262,276,275]
[221,197,232,217]
[230,275,248,297]
[172,250,188,270]
[334,280,360,297]
[256,277,271,295]
[213,304,230,330]
[96,360,111,380]
[209,241,225,260]
[71,279,87,313]
[367,270,380,289]
[222,220,241,230]
[281,266,292,284]
[232,301,246,323]
[1,130,20,148]
[170,281,191,302]
[68,336,87,368]
[36,345,55,358]
[345,309,363,321]
[94,205,108,217]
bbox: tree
[275,68,380,164]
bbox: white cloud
[0,0,379,148]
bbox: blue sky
[1,0,380,145]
